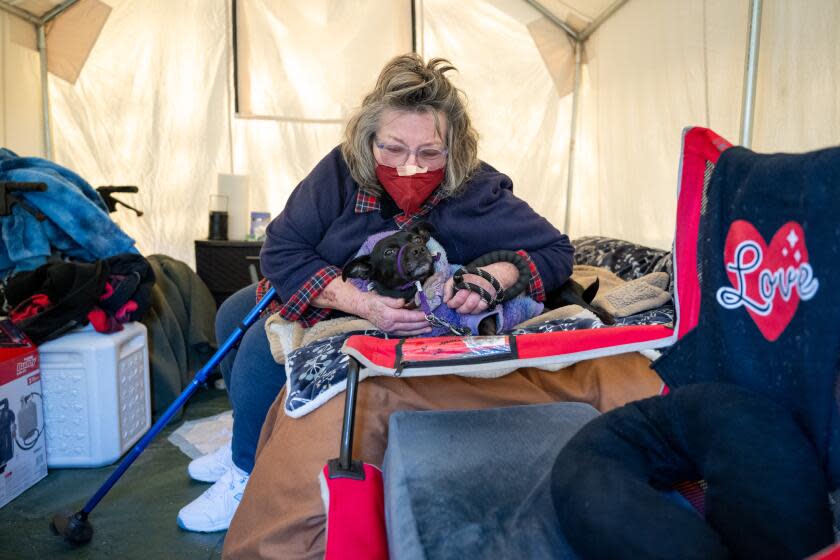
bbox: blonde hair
[342,54,480,198]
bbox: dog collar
[372,281,418,301]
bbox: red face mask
[376,164,445,215]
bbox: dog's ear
[581,277,600,304]
[342,255,373,281]
[410,221,434,243]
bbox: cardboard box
[0,320,47,509]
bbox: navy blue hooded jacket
[261,146,573,324]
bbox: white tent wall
[570,0,749,249]
[33,0,840,268]
[422,0,574,230]
[236,0,574,247]
[233,119,344,220]
[233,0,411,220]
[236,0,412,120]
[751,0,840,153]
[0,11,45,156]
[47,0,575,268]
[49,0,232,266]
[570,0,840,250]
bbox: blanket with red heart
[654,137,840,488]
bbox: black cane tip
[50,510,93,545]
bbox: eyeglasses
[374,139,448,168]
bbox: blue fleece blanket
[652,143,840,488]
[0,148,137,277]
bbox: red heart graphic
[721,220,810,341]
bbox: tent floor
[0,386,231,560]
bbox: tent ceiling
[0,0,624,40]
[521,0,628,40]
[0,0,65,19]
[536,0,615,30]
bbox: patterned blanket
[280,304,673,417]
[277,236,676,418]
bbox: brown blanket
[223,353,662,559]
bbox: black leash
[452,250,531,308]
[414,281,472,336]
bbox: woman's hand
[355,291,432,335]
[314,276,430,335]
[443,261,520,314]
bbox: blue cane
[50,287,277,545]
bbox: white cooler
[38,322,151,468]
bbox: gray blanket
[142,254,217,414]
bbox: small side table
[194,240,264,308]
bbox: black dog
[343,223,505,335]
[544,277,615,325]
[342,224,436,300]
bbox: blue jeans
[216,283,287,473]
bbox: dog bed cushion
[383,402,599,560]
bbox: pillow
[572,236,672,286]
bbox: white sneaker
[187,442,233,483]
[177,466,249,532]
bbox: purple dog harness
[413,280,472,336]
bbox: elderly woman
[177,54,574,532]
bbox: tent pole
[226,0,236,171]
[0,3,40,25]
[739,0,762,148]
[564,40,582,235]
[41,0,81,24]
[410,0,417,53]
[37,24,53,160]
[579,0,629,42]
[232,0,240,115]
[523,0,578,41]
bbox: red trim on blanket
[514,324,673,359]
[344,337,401,368]
[344,324,673,371]
[808,543,840,560]
[674,127,732,339]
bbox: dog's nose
[411,246,427,257]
